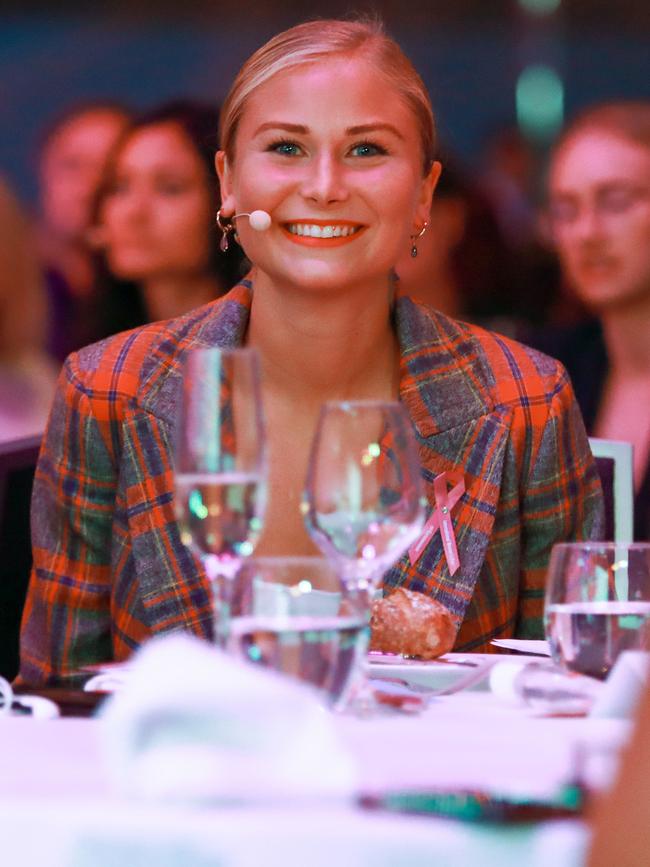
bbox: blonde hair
[554,100,650,156]
[219,18,436,175]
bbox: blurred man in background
[36,103,130,361]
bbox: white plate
[490,639,550,656]
[367,652,495,691]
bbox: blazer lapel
[127,285,253,636]
[392,297,511,623]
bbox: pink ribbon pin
[409,471,465,575]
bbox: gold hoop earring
[216,208,236,252]
[410,221,429,258]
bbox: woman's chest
[254,406,320,556]
[596,376,650,490]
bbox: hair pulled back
[219,18,436,176]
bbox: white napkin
[99,633,357,804]
[489,659,603,715]
[590,650,650,719]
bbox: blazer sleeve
[515,368,605,638]
[18,355,118,686]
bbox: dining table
[0,652,630,867]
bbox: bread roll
[369,587,456,659]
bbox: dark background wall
[2,0,649,207]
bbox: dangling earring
[410,221,429,258]
[216,208,235,252]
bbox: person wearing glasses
[541,102,650,540]
[18,19,603,686]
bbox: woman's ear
[215,151,236,216]
[414,160,442,229]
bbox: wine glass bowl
[303,400,426,590]
[545,542,650,680]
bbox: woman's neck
[246,270,399,408]
[601,293,650,376]
[140,274,222,323]
[403,267,461,317]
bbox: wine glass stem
[202,554,240,647]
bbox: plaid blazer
[19,279,603,685]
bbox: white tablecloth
[0,690,629,867]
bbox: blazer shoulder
[450,315,571,408]
[66,283,252,409]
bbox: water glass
[174,347,267,643]
[227,557,368,707]
[545,542,650,680]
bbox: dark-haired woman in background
[90,101,245,334]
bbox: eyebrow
[346,123,405,140]
[253,121,405,140]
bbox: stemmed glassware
[174,347,267,644]
[302,399,426,710]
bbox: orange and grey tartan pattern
[18,278,603,686]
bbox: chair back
[588,437,634,543]
[0,434,41,679]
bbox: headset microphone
[233,210,272,231]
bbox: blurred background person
[36,102,131,362]
[395,156,521,335]
[537,101,650,540]
[89,101,245,335]
[0,177,57,442]
[478,126,540,253]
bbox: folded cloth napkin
[99,633,357,804]
[590,650,650,718]
[489,659,603,715]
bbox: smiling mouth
[281,220,367,247]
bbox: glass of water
[227,556,368,707]
[174,347,267,644]
[545,542,650,680]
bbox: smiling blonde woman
[19,19,603,686]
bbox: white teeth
[287,223,359,238]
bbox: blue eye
[350,142,385,157]
[269,140,302,157]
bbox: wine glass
[302,400,426,710]
[545,542,650,681]
[174,347,267,644]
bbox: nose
[571,203,608,244]
[115,187,151,223]
[300,152,348,206]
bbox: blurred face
[217,55,439,295]
[40,109,128,241]
[100,122,214,282]
[548,129,650,312]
